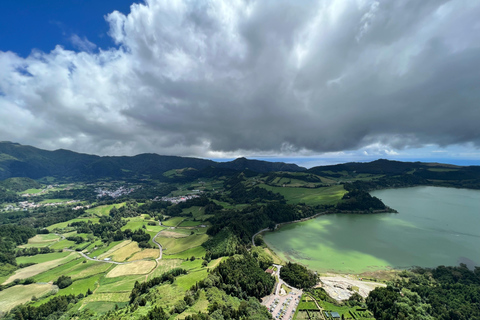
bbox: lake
[263,186,480,273]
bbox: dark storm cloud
[0,0,479,157]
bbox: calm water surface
[263,186,480,273]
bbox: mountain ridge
[0,141,305,180]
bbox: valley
[0,143,479,319]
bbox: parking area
[263,286,302,320]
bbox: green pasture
[121,217,146,231]
[179,220,205,227]
[33,257,84,282]
[97,275,145,293]
[16,251,70,265]
[58,273,103,296]
[162,217,184,227]
[82,301,127,314]
[86,202,126,216]
[145,224,165,233]
[158,234,209,255]
[175,269,208,291]
[39,199,70,204]
[180,259,204,271]
[21,188,43,194]
[47,218,99,231]
[162,246,206,260]
[259,184,346,206]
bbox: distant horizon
[2,140,477,169]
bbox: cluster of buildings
[2,200,82,212]
[96,186,135,198]
[155,194,200,204]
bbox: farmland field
[3,253,79,284]
[0,283,55,313]
[106,260,156,278]
[157,234,209,255]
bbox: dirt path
[318,275,386,301]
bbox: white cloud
[0,0,479,157]
[70,34,97,52]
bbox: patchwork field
[0,283,55,313]
[109,241,142,262]
[106,260,156,278]
[2,253,79,284]
[127,248,159,261]
[97,240,131,260]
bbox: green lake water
[263,186,480,273]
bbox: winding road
[66,229,164,265]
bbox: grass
[179,220,205,227]
[175,269,208,291]
[97,275,145,293]
[162,217,185,227]
[47,218,100,231]
[259,184,347,206]
[81,301,128,314]
[0,283,55,313]
[181,259,204,271]
[157,234,209,255]
[33,257,84,283]
[16,251,70,265]
[162,246,206,260]
[86,203,126,216]
[121,217,147,231]
[39,199,70,204]
[58,273,103,296]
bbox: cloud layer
[1,0,479,157]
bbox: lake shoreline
[262,186,480,275]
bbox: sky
[0,0,479,167]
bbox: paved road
[152,230,163,261]
[252,228,271,246]
[66,229,164,264]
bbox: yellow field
[2,253,78,285]
[160,230,189,238]
[0,283,55,313]
[98,240,131,260]
[106,260,156,278]
[127,249,159,261]
[110,241,142,262]
[148,259,183,280]
[27,234,61,244]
